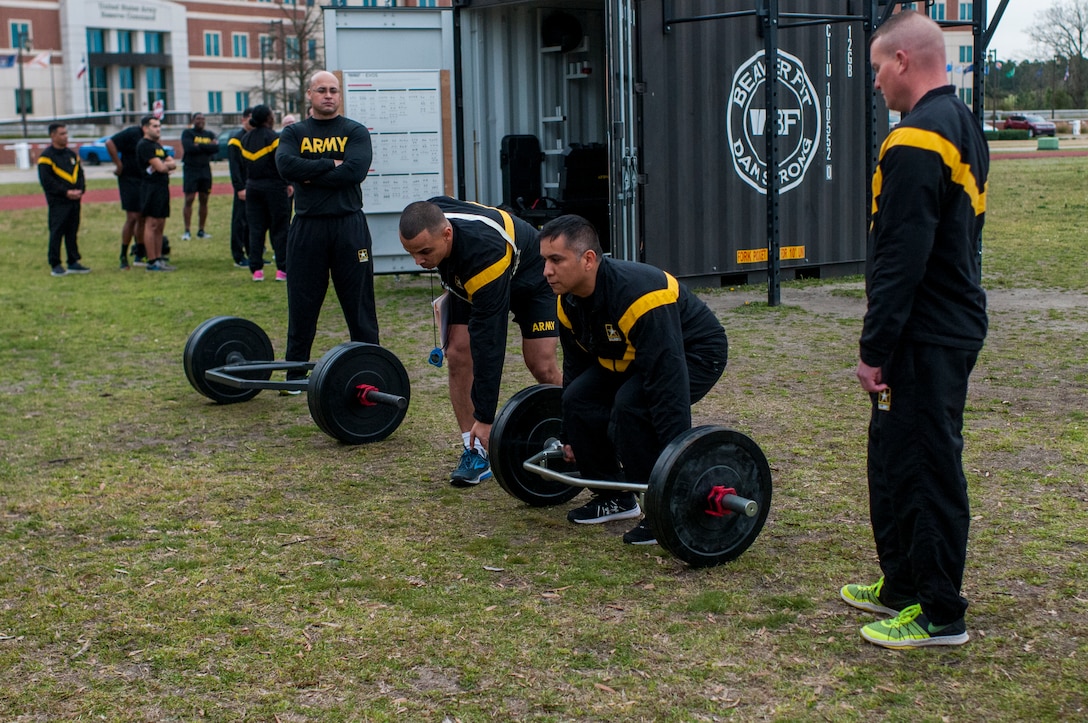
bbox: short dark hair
[242,107,253,119]
[250,105,273,128]
[140,114,156,128]
[191,112,204,122]
[48,122,66,135]
[399,201,448,239]
[539,214,603,256]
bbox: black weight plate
[490,385,583,507]
[645,426,772,568]
[307,342,410,444]
[183,316,274,404]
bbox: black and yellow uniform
[558,257,728,484]
[227,128,248,265]
[38,145,86,269]
[276,115,378,371]
[431,196,559,425]
[136,138,171,219]
[110,125,144,212]
[181,126,218,194]
[241,126,289,275]
[862,85,988,626]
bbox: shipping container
[324,1,885,283]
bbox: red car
[1002,114,1057,137]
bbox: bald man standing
[840,10,988,649]
[276,71,379,381]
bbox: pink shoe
[275,270,287,282]
[252,270,264,282]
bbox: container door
[606,0,640,261]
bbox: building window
[929,3,945,21]
[208,91,223,113]
[959,3,973,21]
[308,39,317,61]
[959,87,972,105]
[260,35,273,59]
[959,46,972,64]
[235,91,250,111]
[89,67,109,112]
[86,28,106,53]
[14,88,33,114]
[204,32,221,57]
[147,67,167,108]
[419,0,437,6]
[118,66,135,111]
[286,37,300,61]
[145,32,164,54]
[358,0,377,6]
[10,21,30,48]
[232,33,249,58]
[117,30,134,53]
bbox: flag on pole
[0,54,16,68]
[76,59,87,79]
[28,51,51,69]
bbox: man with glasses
[276,71,379,382]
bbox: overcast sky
[988,2,1045,61]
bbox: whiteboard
[343,70,445,214]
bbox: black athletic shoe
[622,519,657,545]
[567,492,641,524]
[50,265,67,277]
[66,262,91,274]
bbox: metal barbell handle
[355,384,408,410]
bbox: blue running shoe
[450,447,491,487]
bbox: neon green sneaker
[840,576,902,616]
[860,604,969,649]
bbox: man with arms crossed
[136,115,177,272]
[840,10,988,649]
[276,71,379,381]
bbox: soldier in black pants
[241,105,290,282]
[38,123,89,276]
[227,108,253,268]
[276,70,379,379]
[538,215,729,546]
[841,10,988,649]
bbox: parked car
[78,136,176,166]
[1001,114,1056,137]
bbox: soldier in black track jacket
[241,105,289,281]
[38,123,88,276]
[842,10,988,650]
[399,196,562,487]
[276,71,378,378]
[227,108,253,267]
[538,215,728,545]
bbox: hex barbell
[489,385,772,568]
[183,316,410,444]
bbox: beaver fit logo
[727,50,821,195]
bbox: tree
[265,3,324,116]
[1028,0,1088,105]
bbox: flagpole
[51,58,57,120]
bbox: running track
[3,148,1086,212]
[0,178,234,212]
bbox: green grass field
[0,157,1086,721]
